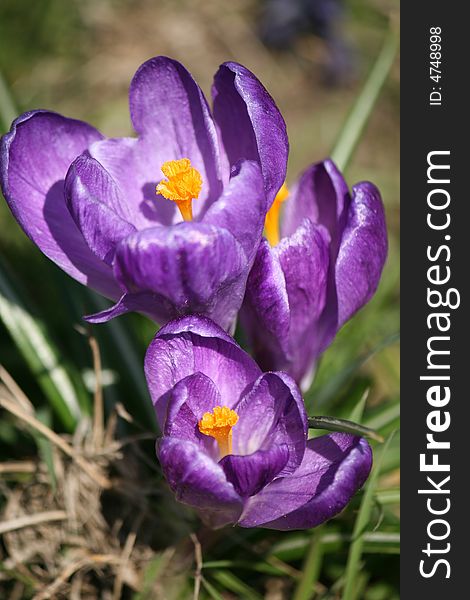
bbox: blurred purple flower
[242,159,387,388]
[146,315,372,530]
[259,0,355,87]
[0,57,288,330]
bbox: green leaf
[342,431,396,600]
[331,26,399,171]
[202,560,289,577]
[35,407,57,491]
[319,531,400,555]
[308,416,384,443]
[201,577,224,600]
[293,527,324,600]
[210,570,263,600]
[0,257,83,430]
[306,332,399,409]
[364,400,400,432]
[0,69,17,131]
[375,489,400,505]
[348,389,369,424]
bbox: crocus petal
[241,237,290,364]
[0,110,120,299]
[145,315,261,426]
[158,437,242,528]
[239,433,372,530]
[203,160,266,263]
[281,159,350,251]
[129,56,227,209]
[220,444,289,497]
[335,182,387,327]
[164,372,221,459]
[87,136,176,229]
[276,220,330,381]
[112,222,247,329]
[247,158,388,386]
[280,161,349,362]
[212,62,288,206]
[241,219,330,381]
[84,291,171,324]
[65,154,136,263]
[233,372,307,475]
[277,221,330,330]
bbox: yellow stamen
[198,406,239,458]
[156,158,203,221]
[264,183,289,247]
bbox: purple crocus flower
[241,159,387,388]
[0,57,288,330]
[146,315,372,530]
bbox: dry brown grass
[0,351,198,599]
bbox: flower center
[198,406,239,458]
[156,158,203,221]
[264,183,289,247]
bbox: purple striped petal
[65,153,136,264]
[281,159,350,250]
[129,56,227,210]
[0,110,120,299]
[158,437,243,529]
[220,444,289,497]
[240,237,290,365]
[203,160,266,263]
[87,136,179,228]
[233,372,307,475]
[164,372,221,460]
[112,222,246,329]
[84,291,171,324]
[88,135,202,227]
[242,219,330,382]
[239,433,372,529]
[145,316,261,427]
[212,62,288,206]
[243,159,387,386]
[276,220,330,382]
[336,182,388,327]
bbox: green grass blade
[293,527,324,600]
[321,531,400,555]
[35,407,57,491]
[308,416,383,443]
[211,570,262,600]
[0,69,17,131]
[342,431,396,600]
[331,26,399,171]
[375,489,400,505]
[202,560,291,577]
[306,333,399,409]
[348,390,369,423]
[201,577,224,600]
[377,430,400,473]
[0,260,82,430]
[364,400,400,432]
[271,529,400,563]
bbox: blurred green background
[0,0,399,598]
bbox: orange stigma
[156,158,203,221]
[264,183,289,246]
[198,406,239,458]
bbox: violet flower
[241,159,387,388]
[0,57,288,330]
[146,315,372,530]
